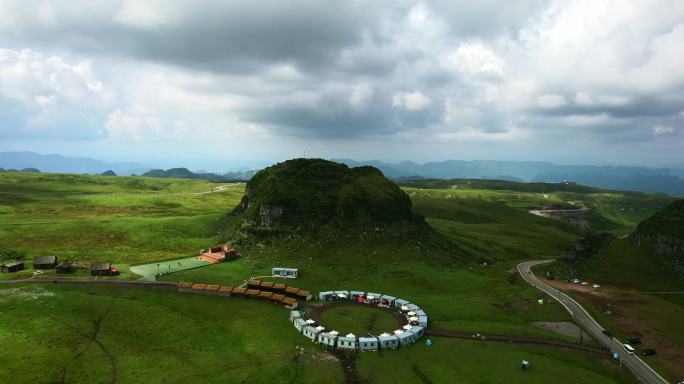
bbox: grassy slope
[1,173,667,382]
[0,284,340,384]
[0,173,244,272]
[0,284,634,384]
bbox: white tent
[401,305,409,311]
[306,319,315,324]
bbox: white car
[581,281,589,285]
[571,279,581,284]
[592,284,601,288]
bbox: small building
[318,332,338,347]
[245,289,260,298]
[284,286,300,297]
[272,267,299,278]
[247,280,262,288]
[204,284,220,295]
[232,287,247,296]
[319,291,334,301]
[408,326,424,339]
[366,292,381,304]
[90,262,118,276]
[406,303,419,311]
[270,294,285,303]
[397,331,415,346]
[190,283,206,293]
[359,337,379,351]
[293,318,307,332]
[55,261,73,273]
[380,295,396,306]
[296,290,312,301]
[281,297,298,309]
[395,298,410,308]
[378,334,400,350]
[415,309,427,317]
[290,311,302,324]
[337,334,357,349]
[260,281,274,290]
[350,291,365,300]
[218,286,233,296]
[177,282,193,293]
[33,255,58,269]
[303,326,322,341]
[258,291,273,299]
[418,315,428,327]
[1,261,24,273]
[272,283,286,291]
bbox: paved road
[517,260,671,384]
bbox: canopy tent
[306,319,316,324]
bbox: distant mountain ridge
[335,159,684,195]
[142,168,254,182]
[0,151,149,176]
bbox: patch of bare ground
[546,279,684,380]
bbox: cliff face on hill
[631,199,684,277]
[233,158,423,230]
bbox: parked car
[602,330,613,338]
[592,283,601,288]
[581,281,589,285]
[571,278,581,284]
[625,338,642,345]
[641,349,656,356]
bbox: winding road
[517,260,670,384]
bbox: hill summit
[233,158,423,230]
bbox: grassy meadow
[2,172,674,382]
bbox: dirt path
[331,350,363,384]
[60,295,117,384]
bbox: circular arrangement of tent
[289,289,429,352]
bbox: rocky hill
[233,158,424,231]
[631,199,684,277]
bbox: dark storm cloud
[0,0,377,72]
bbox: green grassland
[0,284,634,384]
[0,172,244,273]
[319,306,398,336]
[1,172,672,382]
[0,284,341,384]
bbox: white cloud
[535,94,566,109]
[349,83,373,107]
[0,48,105,108]
[105,109,145,142]
[392,91,431,111]
[652,125,675,136]
[449,43,504,76]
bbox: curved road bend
[517,260,669,384]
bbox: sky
[0,0,683,171]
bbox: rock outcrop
[232,158,423,230]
